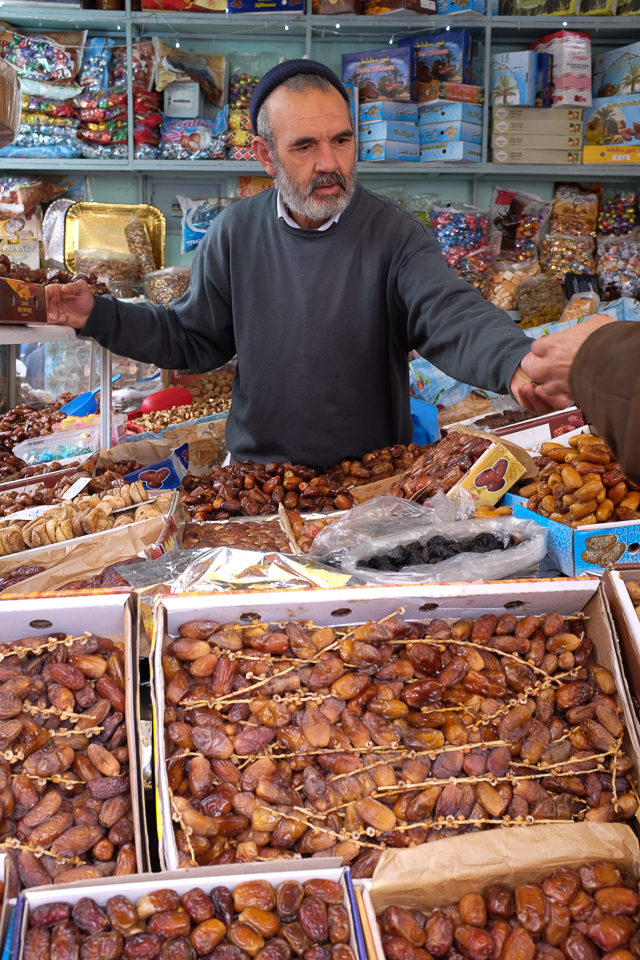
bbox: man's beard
[273,151,357,222]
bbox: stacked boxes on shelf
[491,105,584,163]
[584,40,640,163]
[419,100,482,162]
[358,101,419,161]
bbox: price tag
[62,476,92,500]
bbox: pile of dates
[182,462,355,522]
[379,861,640,960]
[183,520,291,553]
[326,444,436,489]
[0,451,27,482]
[361,534,513,571]
[24,878,356,960]
[163,610,637,878]
[390,434,492,503]
[519,435,639,528]
[0,631,137,889]
[0,403,67,454]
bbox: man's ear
[252,137,276,177]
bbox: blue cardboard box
[124,443,189,492]
[490,50,537,106]
[418,100,483,125]
[342,48,412,102]
[398,30,472,101]
[470,55,484,87]
[593,40,640,99]
[359,119,418,143]
[536,52,554,107]
[584,93,640,145]
[420,140,481,161]
[358,139,420,160]
[359,101,418,123]
[437,0,495,14]
[229,0,303,10]
[419,119,482,143]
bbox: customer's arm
[46,215,236,373]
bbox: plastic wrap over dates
[26,882,355,960]
[0,629,136,888]
[378,861,640,960]
[163,608,636,877]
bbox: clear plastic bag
[0,59,21,149]
[405,193,438,228]
[596,234,640,301]
[516,275,567,329]
[489,187,552,261]
[558,290,601,323]
[431,202,489,269]
[308,495,546,584]
[74,248,139,282]
[597,184,637,236]
[457,245,492,296]
[78,36,114,92]
[124,216,156,276]
[1,27,87,83]
[550,182,602,237]
[486,258,540,311]
[145,266,190,306]
[539,234,596,283]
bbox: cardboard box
[536,51,554,107]
[530,31,592,107]
[490,51,537,107]
[437,0,490,13]
[312,0,361,12]
[0,209,41,241]
[583,143,640,163]
[584,93,640,146]
[152,579,630,871]
[618,0,640,13]
[359,101,418,122]
[420,140,482,161]
[398,30,472,94]
[418,100,483,124]
[0,593,146,875]
[492,147,582,163]
[499,0,576,13]
[0,239,40,269]
[342,48,412,102]
[604,566,640,739]
[593,40,640,99]
[358,139,420,160]
[358,823,640,960]
[12,864,361,960]
[420,119,482,144]
[492,131,583,148]
[362,0,437,13]
[0,276,46,324]
[443,406,583,448]
[425,82,484,104]
[124,442,188,492]
[492,104,582,133]
[358,119,418,144]
[228,0,303,11]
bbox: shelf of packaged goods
[489,14,640,41]
[0,159,132,171]
[308,13,486,34]
[0,5,127,28]
[132,11,307,34]
[484,162,640,176]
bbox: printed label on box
[342,48,411,102]
[358,138,420,160]
[418,100,483,124]
[490,51,537,106]
[493,132,582,148]
[398,30,472,96]
[593,41,640,99]
[420,119,482,143]
[492,147,582,162]
[584,93,640,146]
[358,119,418,143]
[583,143,640,162]
[359,101,418,122]
[420,140,482,161]
[451,442,526,506]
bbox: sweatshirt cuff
[569,322,616,404]
[500,340,533,397]
[77,294,110,340]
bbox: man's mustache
[307,172,348,196]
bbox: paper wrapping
[369,822,640,915]
[0,514,165,594]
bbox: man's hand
[521,314,615,408]
[509,363,567,414]
[45,280,94,330]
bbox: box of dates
[604,566,640,744]
[151,577,638,879]
[356,821,640,960]
[0,276,47,324]
[0,593,146,885]
[12,862,364,960]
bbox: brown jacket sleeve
[569,320,640,484]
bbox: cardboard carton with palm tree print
[584,93,640,146]
[593,42,640,99]
[489,51,537,105]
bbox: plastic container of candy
[597,234,640,301]
[431,201,489,269]
[516,274,568,328]
[539,234,596,283]
[13,425,101,465]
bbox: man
[523,314,640,483]
[46,60,563,470]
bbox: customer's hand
[45,279,94,329]
[521,314,615,408]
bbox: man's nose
[314,141,340,171]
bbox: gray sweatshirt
[83,184,532,470]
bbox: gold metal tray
[64,202,165,273]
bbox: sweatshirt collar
[276,190,343,231]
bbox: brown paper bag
[369,822,640,914]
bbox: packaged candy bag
[550,181,602,236]
[178,196,239,253]
[431,201,489,269]
[78,36,114,91]
[0,26,87,83]
[158,116,226,160]
[153,38,226,105]
[489,187,551,261]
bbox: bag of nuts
[145,265,190,306]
